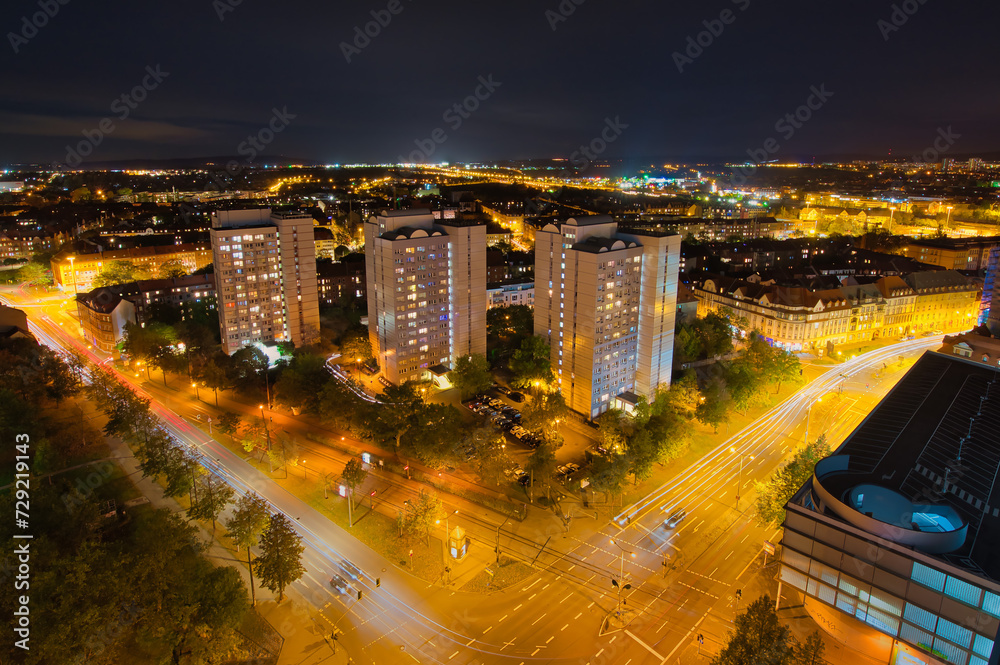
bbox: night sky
[2,0,997,167]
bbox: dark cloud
[0,0,996,166]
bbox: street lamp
[192,382,200,401]
[730,447,755,509]
[66,256,77,295]
[259,404,273,472]
[804,396,822,445]
[609,539,635,616]
[436,509,459,567]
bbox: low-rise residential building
[0,304,33,341]
[52,243,213,293]
[76,274,216,352]
[487,282,534,308]
[317,255,366,305]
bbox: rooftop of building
[903,269,979,292]
[572,236,640,254]
[906,235,1000,250]
[813,351,1000,579]
[52,242,211,265]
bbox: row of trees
[93,258,190,287]
[695,332,803,433]
[85,361,307,603]
[754,435,831,526]
[0,339,251,664]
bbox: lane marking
[624,630,663,660]
[532,613,547,626]
[561,624,569,631]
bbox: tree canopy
[450,353,493,399]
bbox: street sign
[763,540,776,555]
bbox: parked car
[495,384,511,396]
[509,391,525,403]
[517,472,531,487]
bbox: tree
[340,458,368,526]
[450,353,493,399]
[768,348,802,394]
[70,186,92,202]
[696,377,732,433]
[588,453,630,512]
[194,355,229,406]
[338,327,373,364]
[791,631,825,665]
[466,427,509,486]
[187,472,235,534]
[158,258,187,279]
[674,323,704,364]
[402,490,444,545]
[755,435,831,525]
[229,345,270,400]
[711,595,793,665]
[525,439,560,503]
[509,335,554,388]
[254,513,305,602]
[225,492,270,605]
[123,321,177,386]
[274,353,330,413]
[17,261,51,286]
[93,260,148,287]
[217,411,242,443]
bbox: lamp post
[437,509,459,566]
[609,539,635,616]
[730,447,755,509]
[192,382,200,401]
[259,404,273,473]
[67,256,77,295]
[804,396,822,445]
[946,206,954,227]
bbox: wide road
[6,286,943,664]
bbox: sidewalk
[104,435,357,664]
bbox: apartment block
[534,216,680,418]
[75,274,215,352]
[211,209,320,355]
[364,209,486,385]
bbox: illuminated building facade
[211,209,320,355]
[364,209,486,385]
[534,216,680,418]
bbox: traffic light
[376,577,381,587]
[357,590,363,600]
[697,634,704,645]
